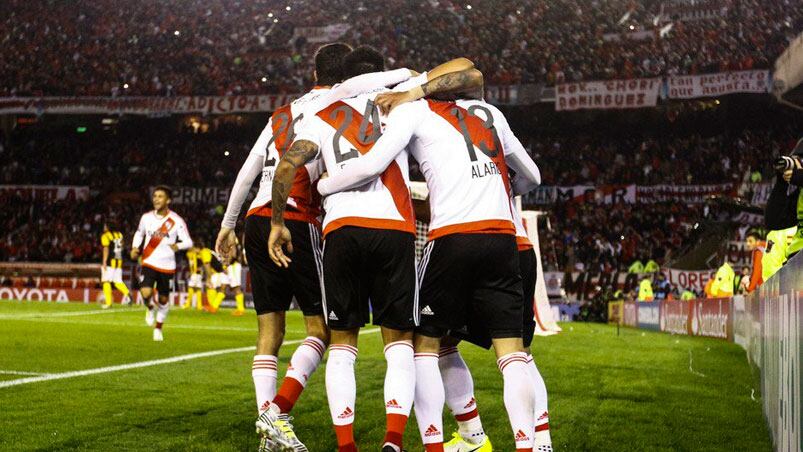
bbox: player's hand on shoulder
[375,90,416,115]
[267,225,293,268]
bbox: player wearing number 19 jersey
[317,90,541,450]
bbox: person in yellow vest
[100,223,131,308]
[628,260,644,274]
[637,278,653,301]
[183,245,205,310]
[761,227,798,282]
[764,138,803,277]
[681,289,695,300]
[704,271,717,298]
[711,261,735,297]
[644,259,660,273]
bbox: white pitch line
[688,349,706,378]
[0,328,379,389]
[2,316,307,334]
[0,370,49,376]
[5,317,258,332]
[0,307,139,320]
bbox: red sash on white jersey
[142,217,175,260]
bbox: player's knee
[381,327,413,345]
[414,331,442,353]
[256,329,284,355]
[330,328,359,346]
[304,315,330,345]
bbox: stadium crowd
[2,0,800,96]
[3,122,792,268]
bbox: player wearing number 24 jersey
[316,88,542,451]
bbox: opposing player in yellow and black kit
[100,223,131,308]
[220,237,246,316]
[201,246,226,313]
[183,244,206,310]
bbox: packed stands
[2,0,800,96]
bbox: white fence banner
[667,70,771,99]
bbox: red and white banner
[0,95,300,115]
[555,78,661,111]
[667,70,770,99]
[293,23,352,43]
[0,185,89,202]
[666,268,714,292]
[689,298,732,339]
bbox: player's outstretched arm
[268,139,319,268]
[375,68,484,114]
[317,103,418,196]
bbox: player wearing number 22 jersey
[317,91,543,451]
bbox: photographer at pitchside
[763,138,803,278]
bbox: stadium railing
[616,253,803,451]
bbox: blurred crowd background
[1,0,800,96]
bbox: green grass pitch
[0,300,771,451]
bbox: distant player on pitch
[131,186,193,341]
[100,221,131,308]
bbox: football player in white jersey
[315,78,542,450]
[268,47,483,452]
[216,43,418,452]
[131,186,193,341]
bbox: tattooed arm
[268,139,319,267]
[375,68,484,114]
[418,68,484,98]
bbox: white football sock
[498,352,536,450]
[252,354,278,412]
[155,302,169,327]
[286,336,325,385]
[383,341,415,449]
[439,346,485,444]
[326,345,358,427]
[272,336,325,413]
[414,353,445,446]
[527,354,552,447]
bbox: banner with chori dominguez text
[555,78,661,111]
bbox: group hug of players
[206,43,553,452]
